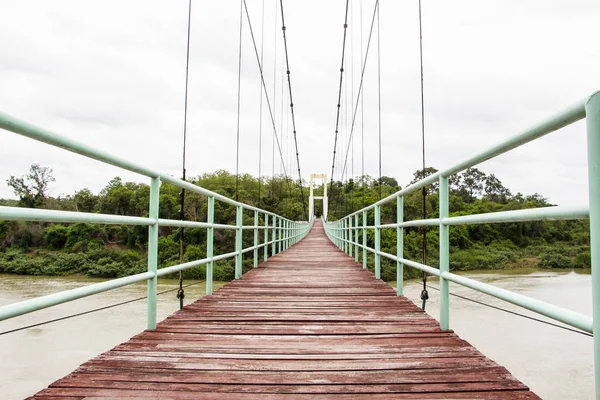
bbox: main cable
[279,0,308,220]
[329,0,350,187]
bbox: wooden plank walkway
[29,219,541,399]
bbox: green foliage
[44,224,68,250]
[0,165,592,281]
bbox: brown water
[0,270,594,399]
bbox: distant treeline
[0,164,590,281]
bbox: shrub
[44,224,68,250]
[538,253,571,269]
[574,252,591,268]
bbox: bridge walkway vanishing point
[29,219,541,399]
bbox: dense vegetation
[0,164,591,282]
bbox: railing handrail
[324,91,600,399]
[0,111,315,327]
[341,98,587,219]
[0,112,283,217]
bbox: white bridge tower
[309,173,328,221]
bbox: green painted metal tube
[397,195,404,297]
[444,205,588,225]
[271,217,276,256]
[442,271,592,333]
[374,205,381,279]
[212,251,240,262]
[0,206,154,226]
[439,176,450,330]
[206,196,215,295]
[264,214,269,261]
[348,217,353,258]
[146,177,160,330]
[586,91,600,399]
[362,211,367,268]
[253,211,259,267]
[157,258,211,277]
[0,271,155,321]
[235,205,243,279]
[341,100,586,219]
[354,214,359,261]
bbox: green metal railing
[0,112,313,329]
[324,91,600,398]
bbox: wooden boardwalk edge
[28,219,541,399]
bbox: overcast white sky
[1,0,599,206]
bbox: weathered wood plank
[29,220,540,399]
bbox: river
[0,270,594,399]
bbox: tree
[74,189,98,212]
[409,167,439,193]
[459,167,486,200]
[6,164,55,208]
[483,174,511,203]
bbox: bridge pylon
[309,173,328,221]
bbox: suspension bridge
[1,0,600,399]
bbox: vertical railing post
[278,218,282,253]
[206,196,214,295]
[271,216,276,256]
[354,214,359,262]
[362,211,367,268]
[348,217,353,258]
[397,195,404,296]
[264,214,269,261]
[342,219,346,253]
[235,205,243,279]
[585,91,600,399]
[374,205,381,279]
[253,210,259,268]
[439,175,450,330]
[147,177,160,330]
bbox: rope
[235,0,244,202]
[426,285,592,338]
[330,0,350,187]
[279,0,308,220]
[178,0,193,310]
[417,0,429,311]
[0,281,206,337]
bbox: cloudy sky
[1,0,599,207]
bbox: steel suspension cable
[242,0,292,195]
[426,285,592,338]
[417,0,429,311]
[330,0,350,187]
[178,0,193,310]
[257,0,265,205]
[0,281,206,337]
[377,1,382,201]
[235,0,244,201]
[279,0,308,220]
[340,0,379,180]
[360,0,365,208]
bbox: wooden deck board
[28,220,540,399]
